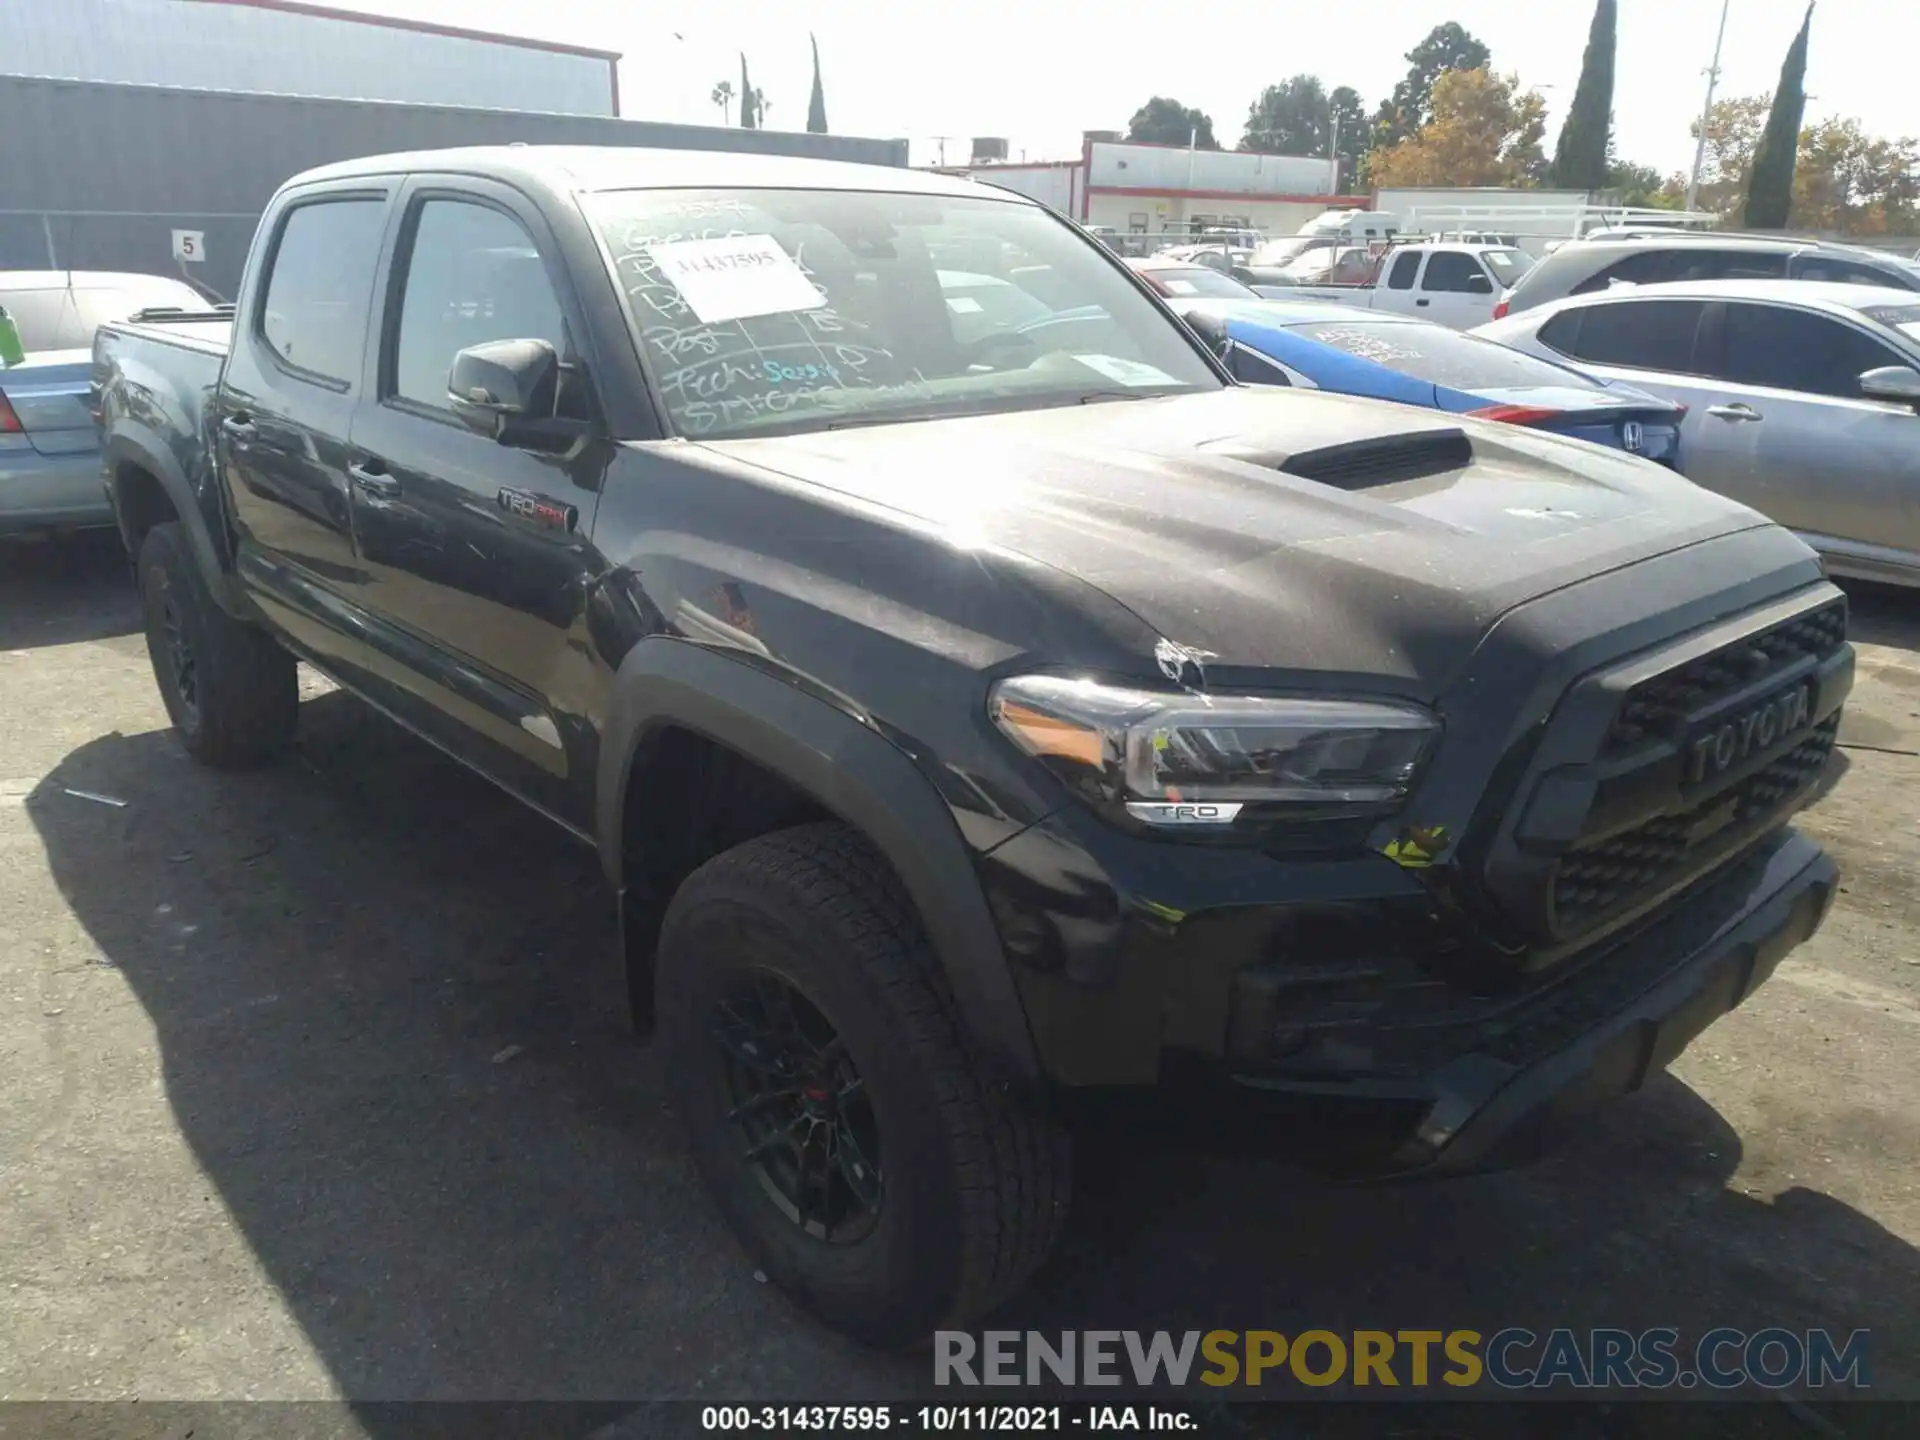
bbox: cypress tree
[1747,4,1813,228]
[739,54,757,129]
[807,35,828,134]
[1552,0,1617,191]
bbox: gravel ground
[2,531,1914,1433]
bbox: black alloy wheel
[712,968,883,1244]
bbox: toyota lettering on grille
[1687,684,1813,785]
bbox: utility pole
[1685,0,1733,213]
[1329,106,1342,194]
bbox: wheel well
[619,726,840,1028]
[111,462,179,556]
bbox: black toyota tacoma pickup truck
[94,146,1851,1343]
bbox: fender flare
[596,637,1041,1084]
[103,426,243,613]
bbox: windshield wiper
[1076,390,1155,405]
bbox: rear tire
[657,822,1069,1345]
[138,522,298,768]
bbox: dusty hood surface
[699,387,1774,688]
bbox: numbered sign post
[171,230,205,264]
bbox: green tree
[738,54,761,129]
[1687,92,1773,221]
[1241,74,1328,155]
[1552,0,1616,190]
[1604,159,1680,208]
[1127,96,1219,148]
[1372,22,1492,156]
[1367,69,1547,189]
[1329,85,1369,188]
[806,34,827,134]
[1747,3,1813,227]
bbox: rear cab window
[1385,253,1421,290]
[258,198,389,387]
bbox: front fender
[104,425,243,614]
[596,637,1041,1084]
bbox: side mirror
[1859,364,1920,409]
[449,338,593,451]
[1181,308,1233,362]
[450,338,558,432]
[1465,273,1494,295]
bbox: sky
[323,0,1911,178]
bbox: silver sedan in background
[1476,280,1920,588]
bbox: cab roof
[284,145,1000,202]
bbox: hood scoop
[1202,428,1475,490]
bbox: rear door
[1411,250,1498,328]
[340,177,614,827]
[218,185,391,588]
[1683,300,1920,558]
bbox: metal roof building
[0,2,910,296]
[2,0,622,116]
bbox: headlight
[989,675,1437,828]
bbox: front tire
[138,522,298,768]
[657,822,1069,1345]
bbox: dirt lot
[2,531,1916,1426]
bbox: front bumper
[1362,828,1833,1176]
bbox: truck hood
[698,387,1774,691]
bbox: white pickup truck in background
[1281,242,1537,329]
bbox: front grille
[1552,716,1839,932]
[1605,600,1847,756]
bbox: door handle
[1415,298,1431,306]
[348,460,401,497]
[221,414,256,442]
[1705,403,1763,422]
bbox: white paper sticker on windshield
[1162,279,1199,294]
[645,234,825,324]
[946,296,984,314]
[1072,354,1178,387]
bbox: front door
[218,190,391,588]
[1678,300,1920,561]
[342,181,613,829]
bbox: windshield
[588,188,1219,438]
[1144,266,1256,298]
[1480,248,1535,286]
[1293,320,1600,391]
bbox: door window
[1420,252,1486,292]
[1715,303,1907,398]
[259,199,387,385]
[1542,299,1705,373]
[392,200,570,413]
[1385,252,1420,290]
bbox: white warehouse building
[2,0,621,116]
[951,136,1366,239]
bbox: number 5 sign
[172,230,206,263]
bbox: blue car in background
[1171,297,1687,466]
